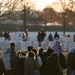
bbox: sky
[1,0,72,12]
[0,0,59,11]
[35,0,59,10]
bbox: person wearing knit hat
[53,41,62,54]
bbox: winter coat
[53,41,61,53]
[37,32,41,42]
[46,53,62,75]
[9,48,16,69]
[40,32,46,42]
[67,52,75,70]
[54,32,60,39]
[15,56,26,75]
[24,57,40,75]
[48,33,53,41]
[59,53,67,70]
[0,59,6,75]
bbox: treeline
[0,24,75,32]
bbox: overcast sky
[35,0,59,10]
[0,0,58,10]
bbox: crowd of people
[0,29,29,41]
[1,30,75,75]
[0,30,73,43]
[0,40,75,75]
[0,31,11,41]
[37,31,61,46]
[37,31,60,43]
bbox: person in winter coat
[32,49,42,75]
[9,43,16,75]
[46,46,54,57]
[53,40,66,74]
[0,58,6,75]
[40,30,46,42]
[53,41,62,53]
[4,31,8,41]
[32,49,43,66]
[38,48,44,63]
[10,43,16,58]
[67,48,75,75]
[10,43,16,68]
[15,52,26,75]
[48,33,53,41]
[37,31,41,46]
[54,32,60,39]
[59,52,67,75]
[46,52,63,75]
[24,51,40,75]
[22,32,27,41]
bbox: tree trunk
[23,6,27,31]
[63,12,66,36]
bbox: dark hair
[21,52,26,56]
[28,51,35,58]
[39,48,44,52]
[47,49,54,56]
[27,46,33,52]
[39,48,44,56]
[32,49,37,55]
[10,43,15,47]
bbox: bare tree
[20,0,36,30]
[41,7,58,26]
[59,0,74,35]
[0,0,36,31]
[40,1,75,34]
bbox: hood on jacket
[53,41,61,53]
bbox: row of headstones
[0,40,75,52]
[41,41,75,52]
[0,41,54,53]
[0,41,39,52]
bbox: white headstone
[33,41,38,50]
[41,41,47,50]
